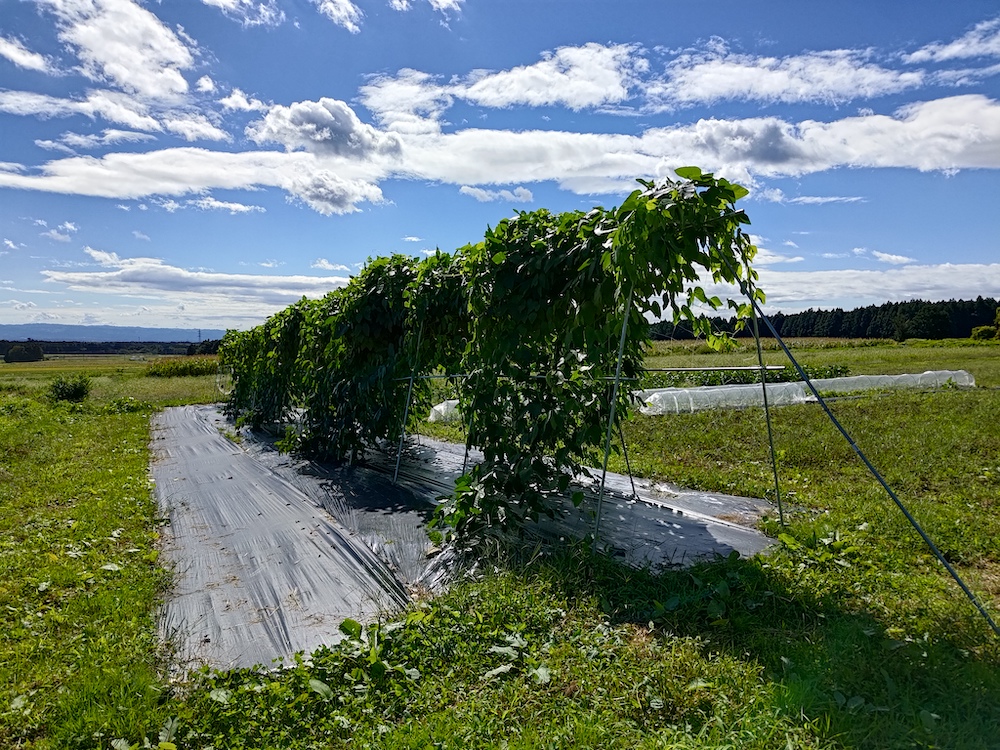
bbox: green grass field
[2,342,998,748]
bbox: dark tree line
[0,339,222,358]
[650,297,1000,341]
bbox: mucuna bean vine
[221,169,762,537]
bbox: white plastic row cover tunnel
[637,370,975,415]
[425,371,975,422]
[429,399,461,423]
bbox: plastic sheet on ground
[637,369,973,415]
[152,405,441,671]
[153,404,773,671]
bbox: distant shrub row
[145,357,218,378]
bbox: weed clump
[48,373,91,402]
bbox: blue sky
[1,0,999,331]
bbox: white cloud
[37,128,157,153]
[195,75,217,94]
[40,0,196,101]
[132,230,150,240]
[783,240,798,248]
[359,68,452,134]
[402,235,422,242]
[744,263,1000,313]
[43,248,352,310]
[788,195,865,205]
[462,43,646,110]
[60,221,78,232]
[284,168,387,215]
[5,94,1000,215]
[201,0,285,27]
[187,196,265,214]
[0,35,53,72]
[872,250,915,265]
[312,258,350,271]
[258,259,282,267]
[219,88,267,112]
[4,239,20,250]
[906,18,1000,63]
[164,113,230,142]
[0,89,162,131]
[247,98,401,156]
[459,185,533,203]
[41,229,72,242]
[654,46,926,109]
[311,0,364,34]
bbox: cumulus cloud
[201,0,285,27]
[219,88,267,112]
[195,75,217,94]
[247,98,401,157]
[4,94,1000,214]
[647,44,924,109]
[4,239,20,250]
[282,169,386,215]
[459,185,533,203]
[462,43,646,110]
[133,230,150,240]
[359,68,453,134]
[906,17,1000,63]
[40,0,196,102]
[0,35,53,72]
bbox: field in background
[2,342,999,748]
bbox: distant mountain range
[0,323,228,343]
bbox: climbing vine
[221,169,761,538]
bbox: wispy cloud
[906,17,1000,63]
[459,185,533,203]
[646,44,925,110]
[312,258,351,271]
[872,250,916,265]
[0,35,53,73]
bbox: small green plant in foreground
[48,373,91,402]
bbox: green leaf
[530,665,552,684]
[674,166,702,180]
[339,618,363,640]
[309,678,334,699]
[491,251,507,264]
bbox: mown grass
[0,356,221,748]
[2,342,999,748]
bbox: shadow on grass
[520,543,1000,750]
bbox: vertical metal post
[751,304,785,525]
[393,322,423,484]
[593,286,634,549]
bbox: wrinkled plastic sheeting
[637,370,974,415]
[152,405,424,671]
[429,399,461,423]
[363,436,773,570]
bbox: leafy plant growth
[222,170,762,536]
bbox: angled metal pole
[594,285,634,549]
[751,304,785,525]
[393,321,423,484]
